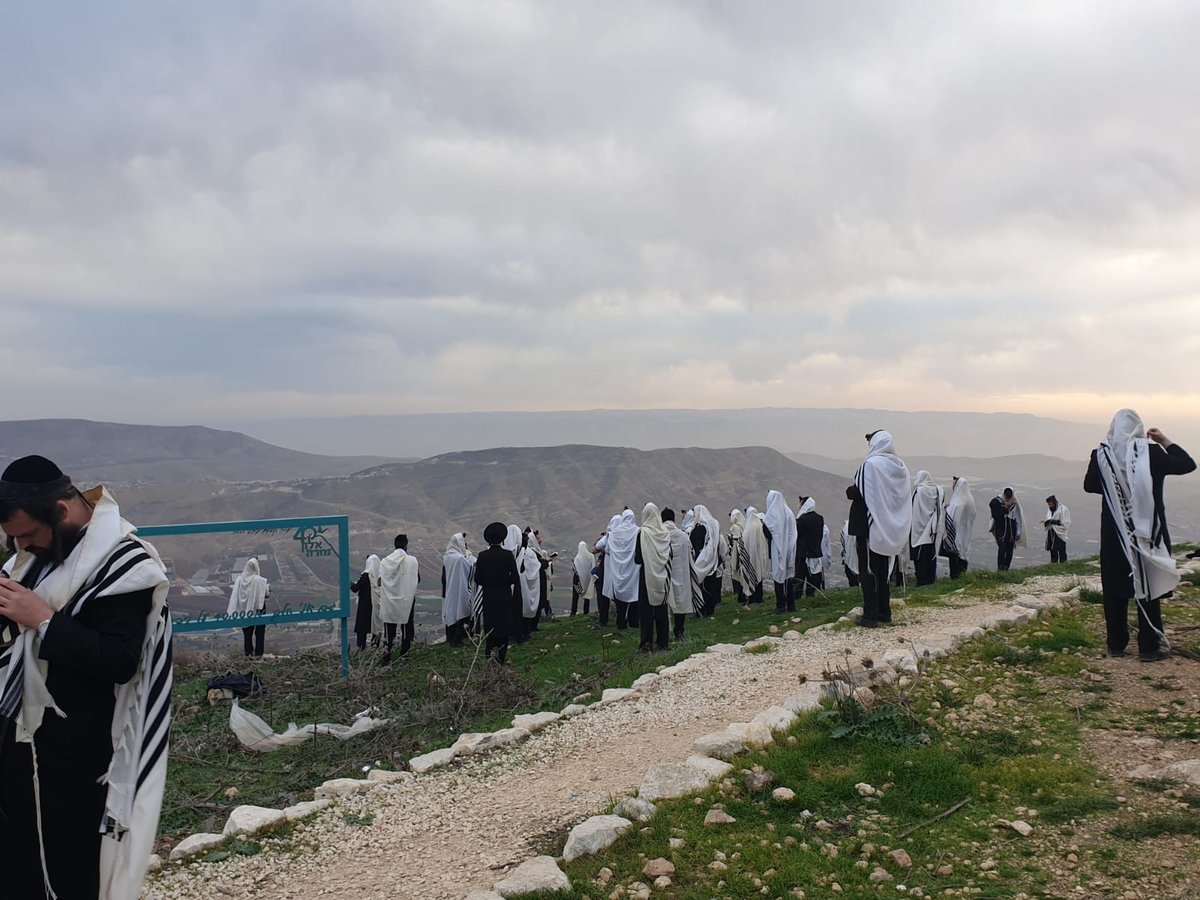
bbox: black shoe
[1107,649,1127,658]
[638,645,652,654]
[854,615,878,629]
[1139,648,1171,662]
[878,615,892,624]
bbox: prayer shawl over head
[664,521,699,615]
[992,487,1028,547]
[820,523,832,573]
[681,509,696,533]
[1096,409,1179,602]
[692,504,722,579]
[365,554,383,634]
[841,520,859,576]
[518,532,542,617]
[854,431,913,557]
[378,548,419,624]
[727,509,746,586]
[740,507,770,589]
[944,478,977,556]
[764,490,798,583]
[0,486,171,900]
[638,503,671,606]
[910,470,946,550]
[502,525,522,560]
[574,541,596,601]
[1044,503,1071,542]
[227,557,269,615]
[441,533,475,626]
[602,509,639,603]
[796,497,823,574]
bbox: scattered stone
[744,770,776,792]
[889,849,912,868]
[653,875,672,889]
[668,837,685,849]
[465,892,505,900]
[642,858,675,879]
[563,815,633,862]
[409,747,457,774]
[223,786,240,799]
[686,754,734,780]
[223,805,287,837]
[366,768,413,784]
[314,777,375,800]
[559,704,588,718]
[169,833,225,862]
[772,787,796,802]
[752,705,797,733]
[627,881,652,900]
[631,672,661,692]
[615,796,658,822]
[600,688,637,705]
[998,818,1034,837]
[146,854,162,873]
[768,625,780,634]
[783,630,802,640]
[282,799,333,822]
[639,764,712,802]
[727,720,774,747]
[494,856,571,897]
[693,729,745,759]
[856,782,877,797]
[512,711,561,733]
[936,865,954,876]
[869,867,893,884]
[704,808,737,826]
[709,860,728,872]
[973,693,996,709]
[1129,759,1200,787]
[596,867,614,884]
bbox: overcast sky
[3,2,1199,439]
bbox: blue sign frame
[138,515,351,678]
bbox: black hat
[484,522,507,545]
[0,455,72,499]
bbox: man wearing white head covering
[728,509,747,604]
[741,506,770,604]
[1043,496,1071,563]
[517,531,542,634]
[228,557,271,657]
[1085,410,1196,661]
[848,431,912,627]
[794,497,826,598]
[378,534,420,663]
[840,520,859,587]
[941,476,976,579]
[351,554,381,651]
[633,503,672,652]
[593,515,619,626]
[603,509,641,630]
[441,533,475,647]
[988,487,1025,571]
[764,490,798,613]
[572,541,596,616]
[689,505,723,616]
[909,471,946,586]
[663,508,698,638]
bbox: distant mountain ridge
[0,419,402,484]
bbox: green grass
[1110,813,1200,840]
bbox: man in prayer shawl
[228,557,271,656]
[572,541,596,616]
[689,505,723,616]
[593,516,619,626]
[940,476,976,579]
[502,525,527,642]
[378,534,419,664]
[532,528,554,622]
[474,523,522,663]
[988,487,1025,571]
[1043,496,1071,563]
[848,431,912,628]
[728,509,748,604]
[741,506,770,604]
[1085,410,1196,661]
[518,531,543,636]
[351,554,382,651]
[794,496,826,598]
[441,533,475,647]
[909,471,946,586]
[603,509,640,629]
[0,455,172,900]
[764,490,798,613]
[633,503,672,652]
[662,508,698,639]
[840,519,860,587]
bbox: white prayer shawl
[944,478,977,556]
[518,535,541,617]
[1096,408,1179,602]
[764,490,798,583]
[0,487,171,900]
[841,520,859,576]
[910,471,946,550]
[820,523,832,573]
[574,541,596,601]
[378,548,419,624]
[664,522,698,615]
[740,507,770,589]
[999,486,1028,547]
[854,431,913,557]
[598,514,620,596]
[681,509,695,533]
[227,558,269,615]
[365,554,383,635]
[796,497,823,574]
[727,509,746,586]
[603,509,640,603]
[502,525,522,561]
[1044,504,1071,542]
[692,504,722,579]
[638,503,671,607]
[441,534,474,626]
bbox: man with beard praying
[474,523,522,663]
[989,487,1025,571]
[1043,496,1071,563]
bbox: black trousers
[1049,533,1068,563]
[774,579,795,612]
[638,597,669,650]
[947,553,969,579]
[844,565,860,587]
[673,612,687,639]
[385,605,416,657]
[1104,591,1167,656]
[911,544,937,586]
[798,568,824,596]
[996,537,1015,571]
[482,592,510,663]
[445,619,468,647]
[242,625,265,657]
[571,587,591,615]
[749,582,764,604]
[703,575,722,613]
[857,540,892,623]
[597,593,611,625]
[733,579,746,604]
[616,599,639,629]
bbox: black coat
[796,511,825,565]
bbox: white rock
[727,720,774,748]
[494,856,571,896]
[703,808,737,825]
[1129,759,1200,786]
[1012,594,1059,611]
[783,682,829,713]
[512,711,561,733]
[707,642,745,655]
[410,747,457,774]
[600,688,637,705]
[146,854,162,873]
[314,777,376,800]
[631,672,661,691]
[752,705,798,733]
[169,833,226,862]
[856,782,877,797]
[638,763,713,802]
[464,892,506,900]
[782,630,803,640]
[614,796,658,822]
[559,704,589,718]
[772,787,797,801]
[283,799,333,822]
[746,636,782,650]
[562,815,632,862]
[223,804,287,837]
[883,648,919,674]
[686,754,734,780]
[693,729,745,759]
[366,768,413,784]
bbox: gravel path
[146,576,1086,900]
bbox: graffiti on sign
[294,525,339,559]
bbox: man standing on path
[1043,496,1070,563]
[988,487,1025,571]
[379,534,419,664]
[848,431,912,628]
[0,455,172,900]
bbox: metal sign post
[138,515,352,678]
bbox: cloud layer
[3,1,1200,439]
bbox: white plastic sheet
[230,700,392,752]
